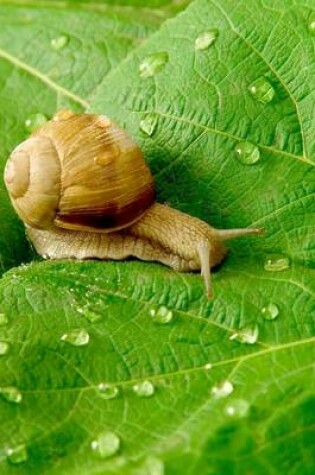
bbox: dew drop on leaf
[248,77,275,103]
[0,386,23,404]
[142,455,165,475]
[50,34,69,50]
[98,383,119,400]
[264,254,291,272]
[261,303,279,320]
[308,19,315,35]
[194,29,219,50]
[77,305,102,323]
[204,363,213,371]
[229,323,259,345]
[224,399,250,418]
[6,444,28,464]
[91,431,120,458]
[234,141,260,165]
[0,342,10,356]
[139,52,169,77]
[211,380,234,399]
[0,313,8,326]
[150,306,173,324]
[139,113,158,136]
[133,380,155,398]
[61,328,90,346]
[25,113,48,132]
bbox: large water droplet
[133,380,155,398]
[230,324,259,345]
[224,399,250,418]
[0,386,23,404]
[25,113,48,132]
[91,431,120,458]
[150,306,173,324]
[261,303,279,321]
[6,444,28,464]
[51,34,69,50]
[264,254,291,272]
[139,52,169,77]
[139,113,158,136]
[249,77,275,103]
[61,329,89,346]
[211,380,234,399]
[0,313,8,326]
[98,383,119,400]
[234,141,260,165]
[0,342,10,356]
[195,29,219,50]
[308,19,315,35]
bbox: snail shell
[4,110,155,232]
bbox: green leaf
[0,261,314,474]
[0,0,314,474]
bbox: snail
[4,110,263,297]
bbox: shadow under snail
[4,110,264,298]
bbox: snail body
[4,110,263,297]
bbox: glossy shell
[4,110,155,232]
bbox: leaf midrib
[10,336,315,394]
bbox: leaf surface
[0,0,314,474]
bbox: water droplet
[150,306,173,324]
[264,254,291,272]
[0,342,9,356]
[91,431,120,458]
[51,34,69,50]
[6,444,28,464]
[61,329,89,346]
[308,19,315,35]
[139,52,169,77]
[204,363,212,371]
[0,313,8,326]
[211,380,234,399]
[98,383,119,400]
[195,29,219,50]
[94,145,120,167]
[224,399,250,418]
[0,386,23,404]
[234,141,260,165]
[133,380,155,398]
[261,303,279,320]
[77,305,102,323]
[249,77,275,103]
[25,113,48,132]
[139,113,158,136]
[142,455,165,475]
[230,323,259,345]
